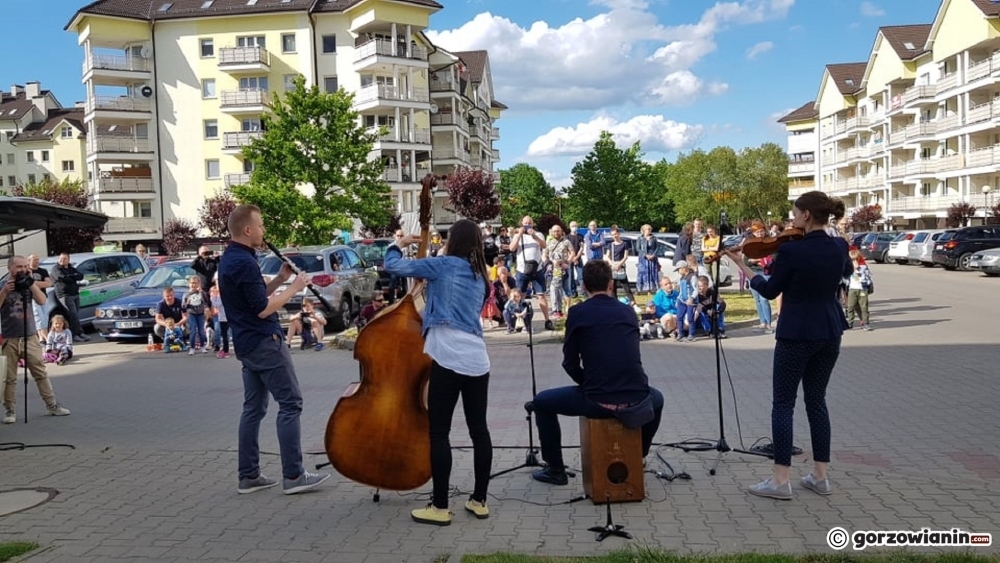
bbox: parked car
[907,229,954,267]
[347,238,407,302]
[859,231,898,263]
[617,236,733,288]
[887,231,917,264]
[968,247,1000,276]
[258,245,378,331]
[932,225,1000,270]
[849,232,871,249]
[92,261,197,341]
[6,252,150,329]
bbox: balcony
[889,195,961,214]
[822,120,849,139]
[902,85,936,106]
[936,72,960,94]
[220,90,270,113]
[96,176,154,193]
[868,141,886,159]
[845,116,870,132]
[87,136,154,161]
[369,126,431,145]
[965,145,1000,168]
[905,121,937,140]
[967,57,993,82]
[966,101,993,125]
[935,154,964,173]
[435,147,470,162]
[224,173,251,187]
[222,131,264,152]
[218,46,271,73]
[85,95,152,122]
[355,84,429,109]
[787,184,816,199]
[430,113,469,133]
[491,127,500,140]
[788,162,815,175]
[470,122,492,141]
[353,39,428,71]
[935,114,961,133]
[905,159,937,176]
[104,217,158,234]
[888,163,908,179]
[430,75,460,93]
[83,54,151,84]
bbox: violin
[739,228,805,259]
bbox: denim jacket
[383,245,488,338]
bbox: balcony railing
[223,131,264,149]
[218,46,270,67]
[430,113,470,132]
[354,39,428,62]
[104,217,158,234]
[220,89,270,108]
[788,162,815,174]
[355,84,429,105]
[491,127,499,140]
[375,127,431,144]
[888,162,908,179]
[889,195,962,213]
[902,85,936,105]
[967,57,993,82]
[88,136,153,154]
[905,159,937,176]
[936,154,964,172]
[84,54,150,73]
[224,173,252,187]
[845,116,870,131]
[905,121,937,138]
[96,177,154,193]
[966,101,993,125]
[936,113,961,132]
[965,145,1000,168]
[87,95,152,113]
[936,72,960,93]
[435,147,470,161]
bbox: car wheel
[958,253,974,271]
[895,259,908,265]
[921,262,935,268]
[879,251,890,263]
[331,297,352,332]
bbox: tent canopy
[0,196,108,236]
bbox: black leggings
[428,361,492,508]
[771,338,841,466]
[613,278,634,302]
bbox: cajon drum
[579,417,644,504]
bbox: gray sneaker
[283,471,330,495]
[46,404,71,416]
[801,473,832,495]
[748,477,793,500]
[2,408,14,424]
[238,474,278,494]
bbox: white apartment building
[66,0,503,246]
[777,101,819,201]
[786,2,1000,228]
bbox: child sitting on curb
[162,318,187,353]
[44,315,74,365]
[503,288,533,334]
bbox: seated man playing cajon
[530,260,665,485]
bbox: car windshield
[937,231,956,242]
[348,240,390,264]
[259,254,327,275]
[138,264,198,289]
[912,232,928,242]
[892,232,910,242]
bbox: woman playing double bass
[384,219,494,525]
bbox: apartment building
[0,83,88,193]
[66,0,503,244]
[777,100,819,201]
[782,0,1000,228]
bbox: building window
[26,151,34,163]
[5,154,12,165]
[243,160,255,173]
[41,150,49,162]
[27,174,36,184]
[0,177,3,187]
[62,160,75,172]
[239,76,268,91]
[42,173,50,181]
[134,201,152,218]
[204,119,218,139]
[201,38,214,57]
[237,35,265,48]
[4,132,13,142]
[322,35,336,53]
[324,76,338,93]
[284,74,297,91]
[61,126,73,139]
[206,159,220,179]
[282,34,296,53]
[7,176,15,186]
[241,118,262,131]
[202,79,216,98]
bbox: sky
[4,0,944,189]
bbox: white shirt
[514,232,544,271]
[425,326,490,376]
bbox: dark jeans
[238,335,304,480]
[612,277,634,302]
[58,294,84,337]
[676,300,696,338]
[502,308,533,331]
[532,386,664,472]
[697,311,726,334]
[213,319,230,353]
[771,338,841,466]
[428,361,492,508]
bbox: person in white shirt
[508,215,554,331]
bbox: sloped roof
[454,50,488,83]
[491,99,507,110]
[777,101,818,123]
[0,91,41,122]
[68,0,441,26]
[826,62,867,95]
[11,109,86,143]
[880,24,931,60]
[972,0,1000,17]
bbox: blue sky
[5,0,943,188]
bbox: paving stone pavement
[1,263,999,562]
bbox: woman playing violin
[724,191,853,501]
[384,219,494,525]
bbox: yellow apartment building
[66,0,504,247]
[781,0,1000,229]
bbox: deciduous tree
[444,166,500,223]
[198,191,238,240]
[850,204,883,231]
[162,219,198,256]
[566,131,658,230]
[497,163,556,224]
[946,202,977,228]
[12,178,103,254]
[361,212,402,239]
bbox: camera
[14,273,35,293]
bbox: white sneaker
[201,346,209,354]
[188,348,196,356]
[2,408,14,424]
[46,403,71,416]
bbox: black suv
[932,225,1000,270]
[859,231,898,263]
[347,238,407,302]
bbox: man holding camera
[52,253,88,342]
[192,246,219,291]
[508,215,553,331]
[2,255,71,424]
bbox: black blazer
[749,231,853,341]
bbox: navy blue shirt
[562,293,650,404]
[218,241,283,352]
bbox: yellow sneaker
[464,499,489,519]
[411,504,452,526]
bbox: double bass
[324,174,437,492]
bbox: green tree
[235,75,391,246]
[497,163,556,224]
[566,131,659,230]
[734,142,792,223]
[12,177,103,254]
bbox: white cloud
[746,41,774,60]
[526,115,703,157]
[860,2,885,17]
[541,169,573,189]
[425,0,794,111]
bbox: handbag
[867,280,874,295]
[522,260,539,276]
[612,268,627,281]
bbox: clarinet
[264,240,336,312]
